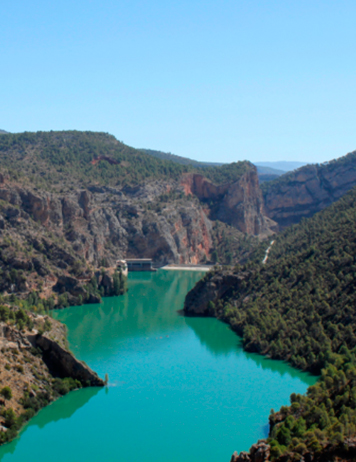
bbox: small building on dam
[121,259,155,272]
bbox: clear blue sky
[2,0,356,163]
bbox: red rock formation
[181,169,273,236]
[180,173,229,199]
[0,164,273,272]
[218,169,268,235]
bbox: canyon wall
[0,313,103,435]
[0,166,271,271]
[263,152,356,229]
[180,169,273,237]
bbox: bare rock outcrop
[217,169,269,235]
[0,163,276,302]
[34,334,104,386]
[0,181,216,267]
[0,312,104,443]
[0,323,32,349]
[180,169,273,236]
[180,173,229,199]
[230,441,270,462]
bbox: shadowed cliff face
[34,335,104,386]
[184,270,244,317]
[0,312,103,443]
[263,151,356,229]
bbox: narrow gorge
[1,131,356,461]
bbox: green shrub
[0,386,12,400]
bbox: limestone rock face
[180,173,229,199]
[180,169,272,236]
[0,323,32,349]
[126,205,213,265]
[218,169,268,235]
[35,334,104,386]
[0,168,270,270]
[263,152,356,229]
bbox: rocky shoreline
[0,308,104,445]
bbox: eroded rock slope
[262,151,356,228]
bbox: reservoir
[0,271,316,462]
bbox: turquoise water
[0,271,316,462]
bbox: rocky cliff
[0,308,104,444]
[0,177,214,267]
[230,441,270,462]
[34,334,104,386]
[262,151,356,229]
[0,159,275,305]
[181,169,272,236]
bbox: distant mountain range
[140,148,223,168]
[255,160,308,171]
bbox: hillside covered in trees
[141,148,285,182]
[184,186,356,461]
[0,129,270,316]
[3,129,356,458]
[0,131,253,191]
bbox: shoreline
[160,264,213,272]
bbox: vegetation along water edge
[2,131,356,460]
[184,186,356,461]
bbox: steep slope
[180,170,272,236]
[0,130,275,308]
[0,306,104,444]
[184,186,356,461]
[0,131,253,190]
[262,151,356,228]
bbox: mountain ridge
[262,150,356,229]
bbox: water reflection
[0,387,100,461]
[184,316,242,356]
[184,316,316,382]
[0,271,317,462]
[53,270,203,356]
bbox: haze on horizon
[1,0,356,164]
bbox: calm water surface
[0,271,316,462]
